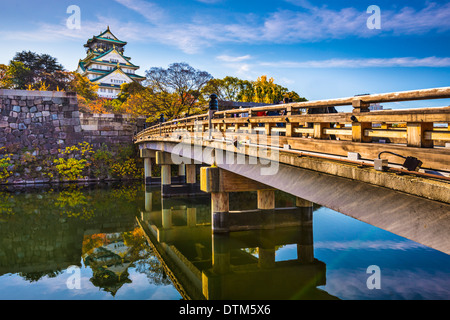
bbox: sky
[0,0,449,107]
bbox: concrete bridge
[134,87,450,255]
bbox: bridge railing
[135,86,450,171]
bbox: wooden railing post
[265,122,274,136]
[407,122,434,148]
[352,121,372,142]
[285,106,296,137]
[313,122,330,139]
[352,99,370,113]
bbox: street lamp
[208,94,218,140]
[159,113,165,136]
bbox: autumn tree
[0,64,13,89]
[117,81,145,102]
[121,85,185,122]
[202,75,307,104]
[145,62,212,117]
[200,76,242,101]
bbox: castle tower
[76,26,145,99]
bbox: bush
[0,149,13,181]
[53,142,93,181]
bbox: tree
[10,51,67,90]
[202,75,307,104]
[201,76,241,101]
[0,64,13,89]
[145,62,212,117]
[121,85,185,122]
[117,81,145,102]
[6,61,31,89]
[69,72,98,101]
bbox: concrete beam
[201,167,274,193]
[140,149,156,158]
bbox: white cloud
[260,56,450,68]
[113,0,166,24]
[2,1,450,55]
[314,239,430,251]
[216,54,252,62]
[195,0,223,4]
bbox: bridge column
[140,149,159,185]
[178,164,186,184]
[211,233,230,274]
[156,151,172,196]
[201,166,275,233]
[161,200,172,229]
[186,164,197,184]
[156,151,203,197]
[144,188,152,212]
[258,247,276,269]
[187,207,197,227]
[211,192,230,233]
[296,197,314,263]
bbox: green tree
[7,61,31,89]
[10,51,67,90]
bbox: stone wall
[80,113,145,149]
[0,89,146,185]
[0,90,81,155]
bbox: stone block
[81,124,97,131]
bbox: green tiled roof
[91,67,144,83]
[85,27,127,46]
[89,48,138,67]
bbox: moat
[0,182,449,300]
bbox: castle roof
[84,26,127,47]
[90,65,146,83]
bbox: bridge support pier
[202,167,310,233]
[296,197,314,263]
[140,149,161,185]
[156,151,203,198]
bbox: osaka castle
[76,27,145,99]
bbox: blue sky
[0,0,449,105]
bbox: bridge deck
[135,87,450,254]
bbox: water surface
[0,183,448,300]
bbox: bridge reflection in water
[138,186,339,300]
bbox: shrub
[0,149,13,181]
[53,142,93,181]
